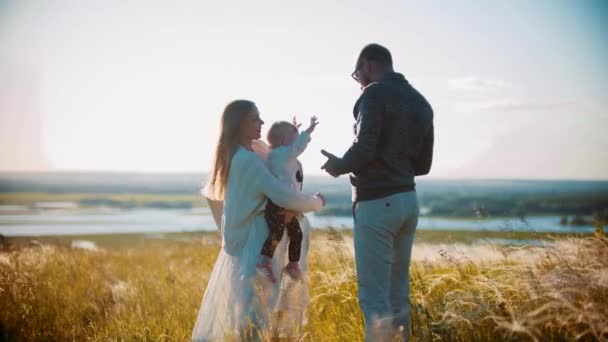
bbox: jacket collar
[380,71,407,83]
[359,72,408,92]
[352,72,408,118]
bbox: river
[0,205,596,236]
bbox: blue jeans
[353,191,419,341]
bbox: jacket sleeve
[249,153,323,212]
[271,131,311,161]
[413,123,434,176]
[335,85,384,174]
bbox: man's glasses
[351,68,360,82]
[351,60,363,82]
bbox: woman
[191,100,325,341]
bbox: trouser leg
[354,196,397,341]
[390,192,419,341]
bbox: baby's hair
[267,121,298,148]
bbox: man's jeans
[353,191,419,341]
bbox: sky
[1,0,607,179]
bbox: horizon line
[1,170,607,182]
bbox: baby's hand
[305,116,319,134]
[292,116,302,130]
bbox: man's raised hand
[320,149,340,178]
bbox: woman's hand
[281,209,298,222]
[314,192,326,207]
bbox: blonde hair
[206,99,256,200]
[267,121,297,148]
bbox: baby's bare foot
[284,262,303,281]
[257,256,276,283]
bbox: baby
[257,116,319,282]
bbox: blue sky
[1,0,607,178]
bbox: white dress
[191,141,323,341]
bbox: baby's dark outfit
[261,168,304,262]
[261,200,302,262]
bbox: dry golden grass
[0,229,606,341]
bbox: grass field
[1,229,607,341]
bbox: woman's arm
[249,154,323,213]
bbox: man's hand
[320,149,341,178]
[305,116,319,135]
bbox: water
[0,205,596,236]
[309,215,597,233]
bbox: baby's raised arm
[277,116,319,159]
[304,116,318,135]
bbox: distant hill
[2,171,608,195]
[1,172,608,218]
[0,172,207,194]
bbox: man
[321,43,434,341]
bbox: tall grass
[0,230,606,341]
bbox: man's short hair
[357,43,393,67]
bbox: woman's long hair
[206,99,256,200]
